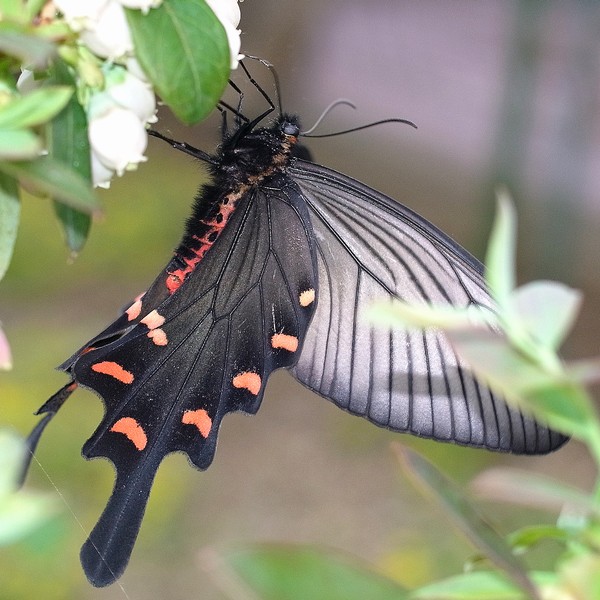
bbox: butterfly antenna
[302,117,417,138]
[301,99,358,135]
[148,130,218,165]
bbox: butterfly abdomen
[167,115,303,294]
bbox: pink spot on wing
[141,310,165,330]
[91,361,134,384]
[110,417,147,450]
[147,328,168,346]
[232,372,261,396]
[182,409,212,438]
[271,333,299,352]
[126,299,143,321]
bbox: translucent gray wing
[288,160,566,454]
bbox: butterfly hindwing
[289,160,566,454]
[65,180,318,585]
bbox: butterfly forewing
[289,160,564,454]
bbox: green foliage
[126,0,230,124]
[0,0,229,266]
[0,429,58,546]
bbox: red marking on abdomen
[147,328,168,346]
[165,192,243,293]
[232,371,261,395]
[182,409,212,438]
[91,361,134,384]
[271,333,299,352]
[299,288,316,307]
[110,417,147,450]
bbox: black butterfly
[26,71,567,587]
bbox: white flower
[118,0,163,14]
[16,69,39,93]
[105,69,157,123]
[54,0,110,29]
[91,150,115,188]
[81,1,133,59]
[88,106,147,176]
[205,0,243,69]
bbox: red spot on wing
[110,417,147,450]
[147,328,168,346]
[182,409,212,438]
[271,333,299,352]
[232,371,261,395]
[141,309,165,330]
[299,288,315,307]
[91,361,134,384]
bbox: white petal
[89,107,147,173]
[55,0,110,28]
[118,0,162,13]
[91,150,115,188]
[107,72,157,123]
[82,1,133,59]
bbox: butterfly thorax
[165,115,302,294]
[217,114,301,185]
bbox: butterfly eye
[282,122,300,136]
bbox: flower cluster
[53,0,242,187]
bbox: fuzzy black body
[32,113,566,587]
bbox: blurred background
[3,1,599,598]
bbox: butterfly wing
[65,180,318,586]
[288,159,566,454]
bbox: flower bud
[88,106,147,175]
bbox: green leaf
[394,446,539,600]
[220,544,408,600]
[0,171,19,280]
[0,22,56,68]
[0,156,99,213]
[0,0,28,23]
[511,281,582,351]
[53,202,91,253]
[410,570,557,600]
[507,525,570,552]
[0,86,73,129]
[446,328,596,439]
[126,0,230,124]
[46,61,92,252]
[0,128,42,159]
[471,468,598,518]
[367,300,491,331]
[0,430,59,546]
[485,190,517,313]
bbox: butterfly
[25,68,567,587]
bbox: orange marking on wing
[232,371,261,395]
[271,333,299,352]
[147,328,168,346]
[126,298,143,321]
[110,417,147,450]
[182,409,212,438]
[299,288,316,307]
[91,361,134,384]
[141,309,165,330]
